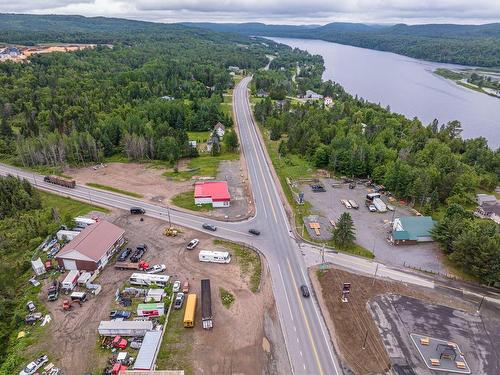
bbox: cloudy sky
[1,0,499,24]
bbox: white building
[214,122,225,138]
[324,96,333,106]
[305,90,323,99]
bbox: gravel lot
[300,179,445,273]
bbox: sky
[1,0,500,25]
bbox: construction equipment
[164,227,178,236]
[62,299,82,311]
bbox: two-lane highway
[0,76,341,374]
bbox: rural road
[2,77,495,374]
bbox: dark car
[117,247,132,262]
[47,281,60,301]
[130,207,145,215]
[202,223,217,231]
[110,310,132,319]
[130,249,145,263]
[300,285,310,298]
[136,243,148,252]
[311,184,326,192]
[249,229,261,235]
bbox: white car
[172,280,181,293]
[368,205,377,212]
[19,355,48,375]
[145,264,166,274]
[186,239,199,250]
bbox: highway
[5,77,489,374]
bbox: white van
[198,250,231,264]
[129,273,170,287]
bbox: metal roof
[98,320,153,330]
[133,331,163,370]
[194,181,230,201]
[393,216,436,240]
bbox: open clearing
[309,265,498,375]
[36,210,287,374]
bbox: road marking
[278,263,294,323]
[300,351,303,357]
[287,258,324,375]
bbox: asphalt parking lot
[300,179,445,273]
[368,294,499,375]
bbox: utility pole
[477,295,485,314]
[167,205,172,227]
[372,263,379,287]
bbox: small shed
[145,288,165,302]
[133,331,163,370]
[31,257,46,276]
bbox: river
[270,37,500,148]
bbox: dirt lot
[66,159,253,220]
[310,265,479,375]
[38,210,286,374]
[301,179,445,273]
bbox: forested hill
[183,22,500,67]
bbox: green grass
[219,288,235,309]
[103,154,131,163]
[86,182,143,198]
[156,306,193,374]
[40,191,109,215]
[171,190,211,212]
[163,152,239,181]
[214,240,262,293]
[187,131,210,143]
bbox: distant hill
[183,22,500,67]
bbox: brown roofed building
[55,220,125,271]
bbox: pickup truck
[110,310,132,319]
[47,281,60,301]
[115,260,149,270]
[19,355,48,375]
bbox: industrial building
[55,220,125,271]
[390,216,437,245]
[194,181,230,208]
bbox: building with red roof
[194,181,231,208]
[55,220,125,271]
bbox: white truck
[74,216,96,228]
[198,250,231,264]
[56,230,80,241]
[373,197,387,213]
[61,270,80,291]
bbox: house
[55,220,125,271]
[228,66,240,73]
[275,99,287,110]
[194,181,230,208]
[206,134,220,153]
[214,122,225,138]
[256,89,269,98]
[475,203,500,224]
[305,90,323,99]
[324,96,333,106]
[160,95,174,101]
[390,216,437,245]
[476,194,497,206]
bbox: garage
[63,259,78,270]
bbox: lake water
[270,37,500,148]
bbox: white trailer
[198,250,231,264]
[348,200,359,209]
[56,230,80,241]
[31,257,46,276]
[61,270,80,291]
[129,273,170,287]
[98,320,153,336]
[373,197,387,213]
[74,217,96,228]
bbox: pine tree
[333,212,356,249]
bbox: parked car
[19,355,48,375]
[130,338,143,349]
[202,223,217,231]
[172,280,181,293]
[300,285,310,298]
[130,249,146,263]
[248,229,261,235]
[47,281,60,301]
[186,238,199,250]
[26,300,36,312]
[368,204,377,212]
[173,292,185,309]
[117,247,132,262]
[311,184,326,192]
[145,264,166,274]
[386,204,395,211]
[136,243,148,251]
[182,281,190,294]
[110,310,132,319]
[25,313,43,325]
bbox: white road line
[278,263,295,323]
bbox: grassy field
[187,131,210,143]
[156,305,193,373]
[163,152,239,181]
[171,190,211,212]
[219,287,235,309]
[214,239,262,293]
[40,191,109,215]
[86,183,143,198]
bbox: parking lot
[37,210,286,374]
[300,179,445,273]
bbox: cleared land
[35,211,285,374]
[310,266,476,375]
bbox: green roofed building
[390,216,437,245]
